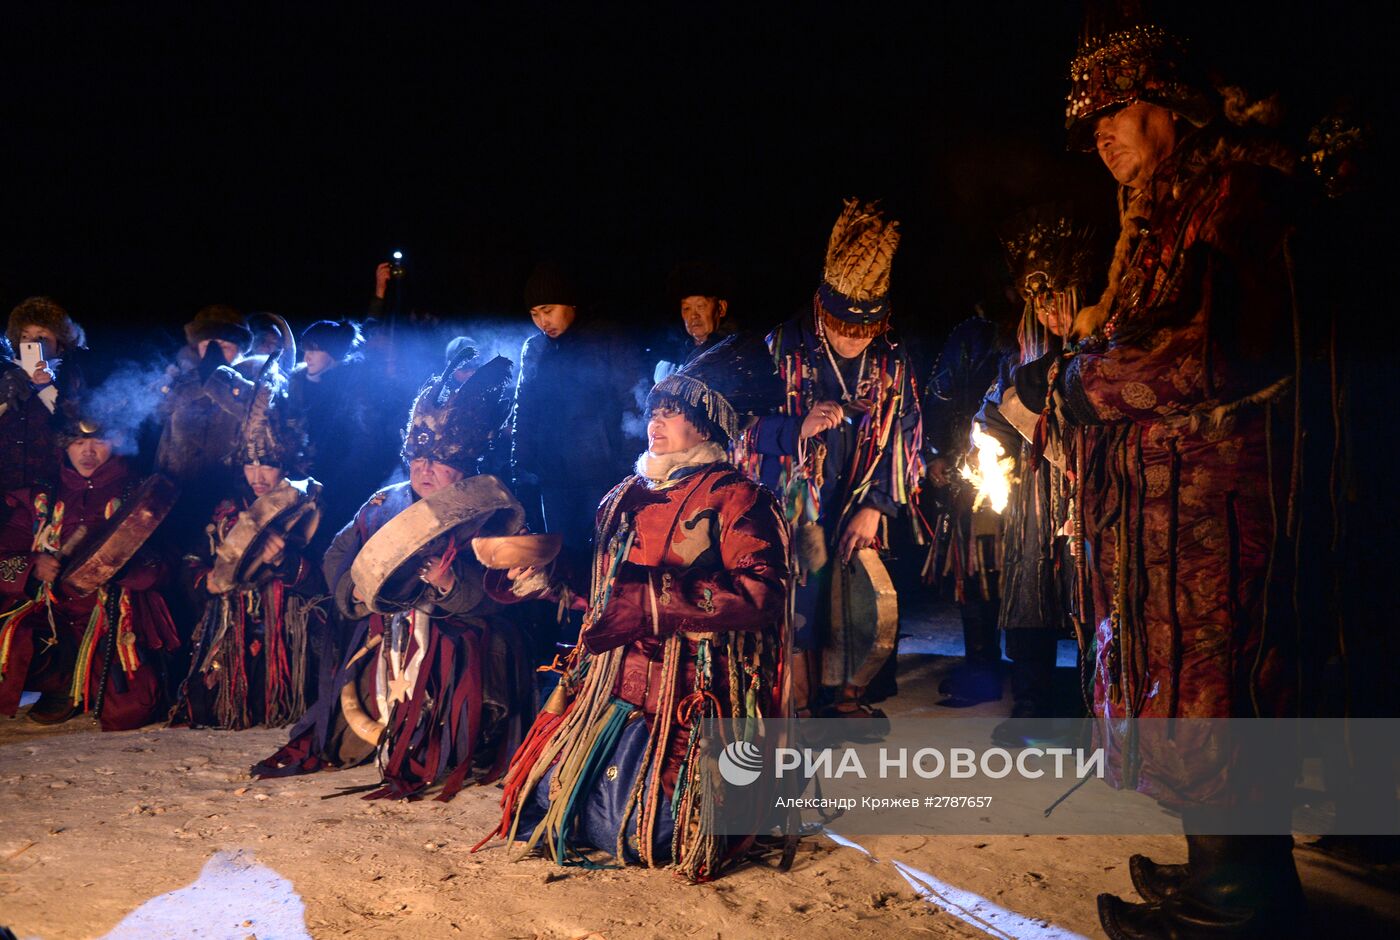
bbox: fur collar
[634,441,727,485]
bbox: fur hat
[815,199,900,339]
[402,354,513,473]
[1065,22,1215,151]
[184,304,253,353]
[7,296,86,354]
[646,332,782,447]
[523,262,580,310]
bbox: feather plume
[823,198,901,302]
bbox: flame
[961,427,1015,513]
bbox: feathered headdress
[646,332,782,446]
[816,198,901,339]
[236,376,304,468]
[401,353,513,472]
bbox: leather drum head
[60,474,180,596]
[208,478,322,595]
[824,547,899,691]
[350,474,525,614]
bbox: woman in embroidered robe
[480,335,790,880]
[0,421,177,729]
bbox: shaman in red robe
[484,443,790,880]
[1016,127,1304,810]
[0,457,178,730]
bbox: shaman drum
[60,474,180,596]
[470,533,563,570]
[350,474,525,614]
[208,478,323,594]
[823,547,899,692]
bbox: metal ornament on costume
[207,478,322,594]
[1065,23,1215,151]
[61,474,180,596]
[401,354,512,472]
[350,474,525,614]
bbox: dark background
[0,1,1387,361]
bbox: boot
[26,691,80,725]
[1099,835,1307,939]
[1128,853,1190,904]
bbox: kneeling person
[479,336,790,880]
[0,414,178,729]
[172,380,325,729]
[255,356,534,801]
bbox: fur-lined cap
[817,199,900,338]
[185,304,252,353]
[7,297,86,354]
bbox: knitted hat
[302,319,362,362]
[815,199,900,339]
[523,262,580,309]
[645,332,782,447]
[402,354,513,473]
[7,296,86,354]
[184,304,253,353]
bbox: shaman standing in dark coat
[743,200,922,718]
[921,312,1010,706]
[0,415,178,730]
[255,356,534,801]
[973,210,1099,738]
[510,263,644,559]
[481,335,788,880]
[1009,21,1311,938]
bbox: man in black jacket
[509,263,643,562]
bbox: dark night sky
[0,1,1388,357]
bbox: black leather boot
[1100,835,1307,939]
[1129,853,1191,904]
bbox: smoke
[79,356,176,456]
[621,376,652,442]
[438,316,536,369]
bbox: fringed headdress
[1001,206,1100,361]
[815,198,900,339]
[646,333,782,447]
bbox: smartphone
[19,341,47,371]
